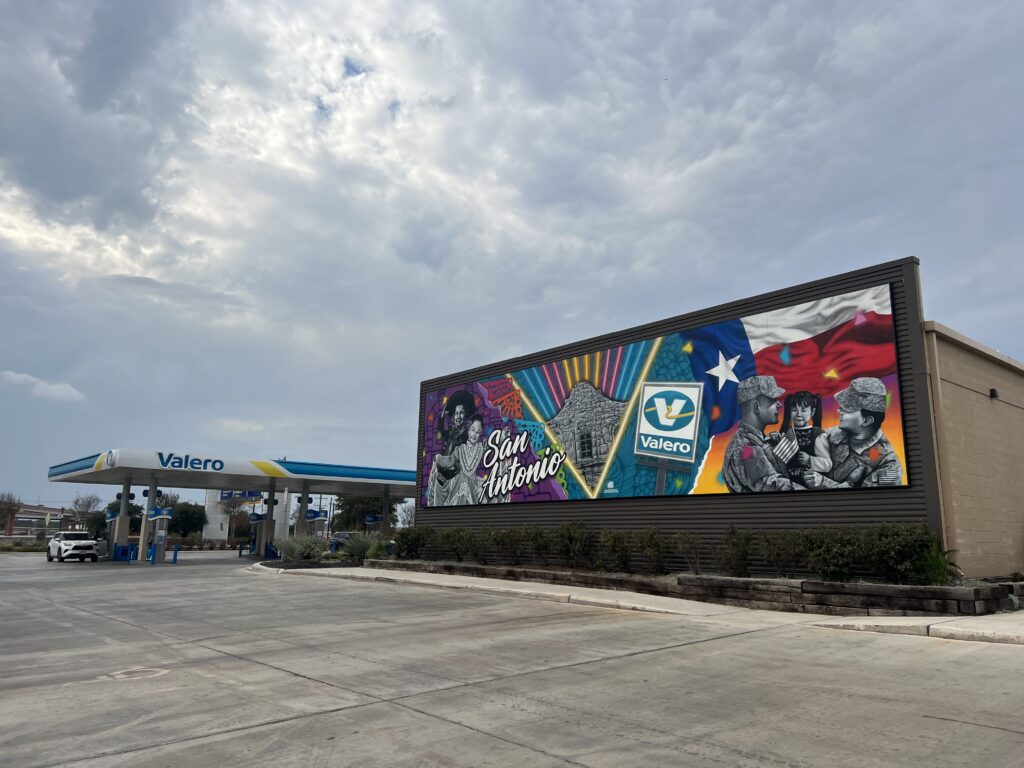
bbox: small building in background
[3,503,77,540]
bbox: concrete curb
[812,616,1024,646]
[249,564,707,616]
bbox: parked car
[47,531,100,563]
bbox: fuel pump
[147,506,173,562]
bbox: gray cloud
[1,0,1022,507]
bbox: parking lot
[1,552,1022,767]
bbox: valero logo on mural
[634,382,704,462]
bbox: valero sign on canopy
[420,284,909,507]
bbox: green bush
[525,526,550,565]
[273,535,327,563]
[343,532,380,565]
[916,539,961,585]
[716,526,753,577]
[298,535,328,560]
[676,532,702,575]
[637,528,668,574]
[492,527,527,565]
[469,528,491,564]
[394,526,434,560]
[861,524,934,584]
[438,528,475,562]
[275,537,303,562]
[758,530,807,578]
[554,522,596,569]
[366,539,386,560]
[804,527,861,582]
[598,530,632,573]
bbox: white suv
[47,532,100,563]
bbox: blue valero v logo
[634,382,704,463]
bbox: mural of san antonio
[421,284,908,507]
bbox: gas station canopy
[48,448,416,498]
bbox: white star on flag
[706,350,741,391]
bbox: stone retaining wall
[676,575,1017,616]
[365,559,1022,616]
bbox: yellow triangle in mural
[508,338,663,499]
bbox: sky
[2,0,1022,509]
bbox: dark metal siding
[416,258,942,539]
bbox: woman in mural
[426,390,477,506]
[778,391,832,481]
[431,415,487,506]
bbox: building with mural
[416,258,1024,577]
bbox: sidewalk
[249,563,1024,646]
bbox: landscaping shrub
[716,526,753,577]
[468,528,491,564]
[758,530,807,578]
[861,524,937,585]
[804,527,861,582]
[554,522,596,569]
[492,527,527,565]
[438,528,475,562]
[637,528,668,574]
[343,532,380,565]
[366,539,386,560]
[917,539,961,585]
[275,537,303,562]
[675,531,702,575]
[394,526,434,560]
[598,530,632,573]
[525,526,551,565]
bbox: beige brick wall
[927,325,1024,576]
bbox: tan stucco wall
[926,324,1024,576]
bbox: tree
[169,502,208,537]
[331,495,404,532]
[71,493,101,528]
[395,499,415,528]
[0,492,21,533]
[220,496,249,540]
[157,492,180,510]
[84,511,107,539]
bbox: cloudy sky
[2,0,1021,508]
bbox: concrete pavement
[4,551,1024,768]
[260,563,1024,645]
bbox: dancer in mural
[426,390,477,506]
[431,415,487,506]
[802,377,903,489]
[778,391,832,482]
[723,376,805,493]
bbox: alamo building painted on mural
[548,382,628,486]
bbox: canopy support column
[139,476,157,561]
[380,486,390,536]
[113,480,131,549]
[297,482,310,536]
[256,479,277,557]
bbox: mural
[421,285,909,507]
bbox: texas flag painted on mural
[682,284,896,439]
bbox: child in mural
[777,391,832,482]
[431,415,487,506]
[801,377,903,489]
[723,376,805,493]
[426,391,476,506]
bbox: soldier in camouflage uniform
[802,377,903,489]
[723,376,805,493]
